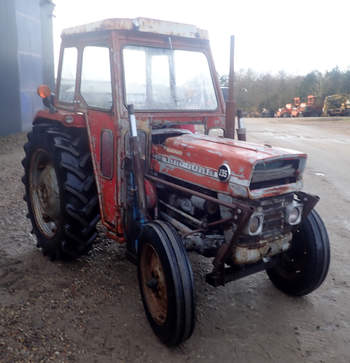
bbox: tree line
[220,67,350,114]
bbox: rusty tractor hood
[151,134,307,199]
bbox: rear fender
[34,109,86,128]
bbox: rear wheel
[138,221,195,346]
[22,123,100,260]
[266,209,330,296]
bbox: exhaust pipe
[236,109,246,141]
[224,35,247,141]
[224,36,236,139]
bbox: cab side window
[80,46,113,110]
[58,47,77,103]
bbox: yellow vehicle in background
[323,94,350,116]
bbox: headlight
[245,212,264,236]
[286,202,303,225]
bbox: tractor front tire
[138,221,195,346]
[266,209,330,296]
[22,123,100,260]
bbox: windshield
[123,46,218,111]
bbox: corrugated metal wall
[0,0,54,136]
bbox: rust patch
[62,17,209,40]
[232,233,292,265]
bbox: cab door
[77,45,119,230]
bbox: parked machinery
[291,97,301,117]
[297,95,322,117]
[283,95,322,118]
[275,103,293,117]
[323,94,350,116]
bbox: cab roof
[62,17,209,40]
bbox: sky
[53,0,350,76]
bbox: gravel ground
[0,118,350,362]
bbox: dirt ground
[0,117,350,363]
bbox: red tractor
[298,95,323,117]
[291,97,301,117]
[275,103,293,117]
[22,18,330,346]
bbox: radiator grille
[260,194,293,238]
[250,159,299,190]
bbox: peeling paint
[233,233,292,265]
[229,174,249,187]
[228,183,248,198]
[152,132,306,200]
[206,149,223,157]
[165,147,183,156]
[249,181,303,199]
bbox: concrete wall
[0,0,54,136]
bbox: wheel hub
[30,149,60,238]
[37,166,60,221]
[140,243,168,325]
[146,277,159,291]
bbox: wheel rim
[140,243,168,325]
[29,149,60,238]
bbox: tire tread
[22,123,100,260]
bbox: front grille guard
[145,173,319,287]
[207,191,320,286]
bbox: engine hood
[151,133,307,199]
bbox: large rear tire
[266,209,330,296]
[22,123,100,260]
[138,221,195,346]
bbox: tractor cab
[43,18,228,233]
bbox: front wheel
[266,209,330,296]
[138,221,195,346]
